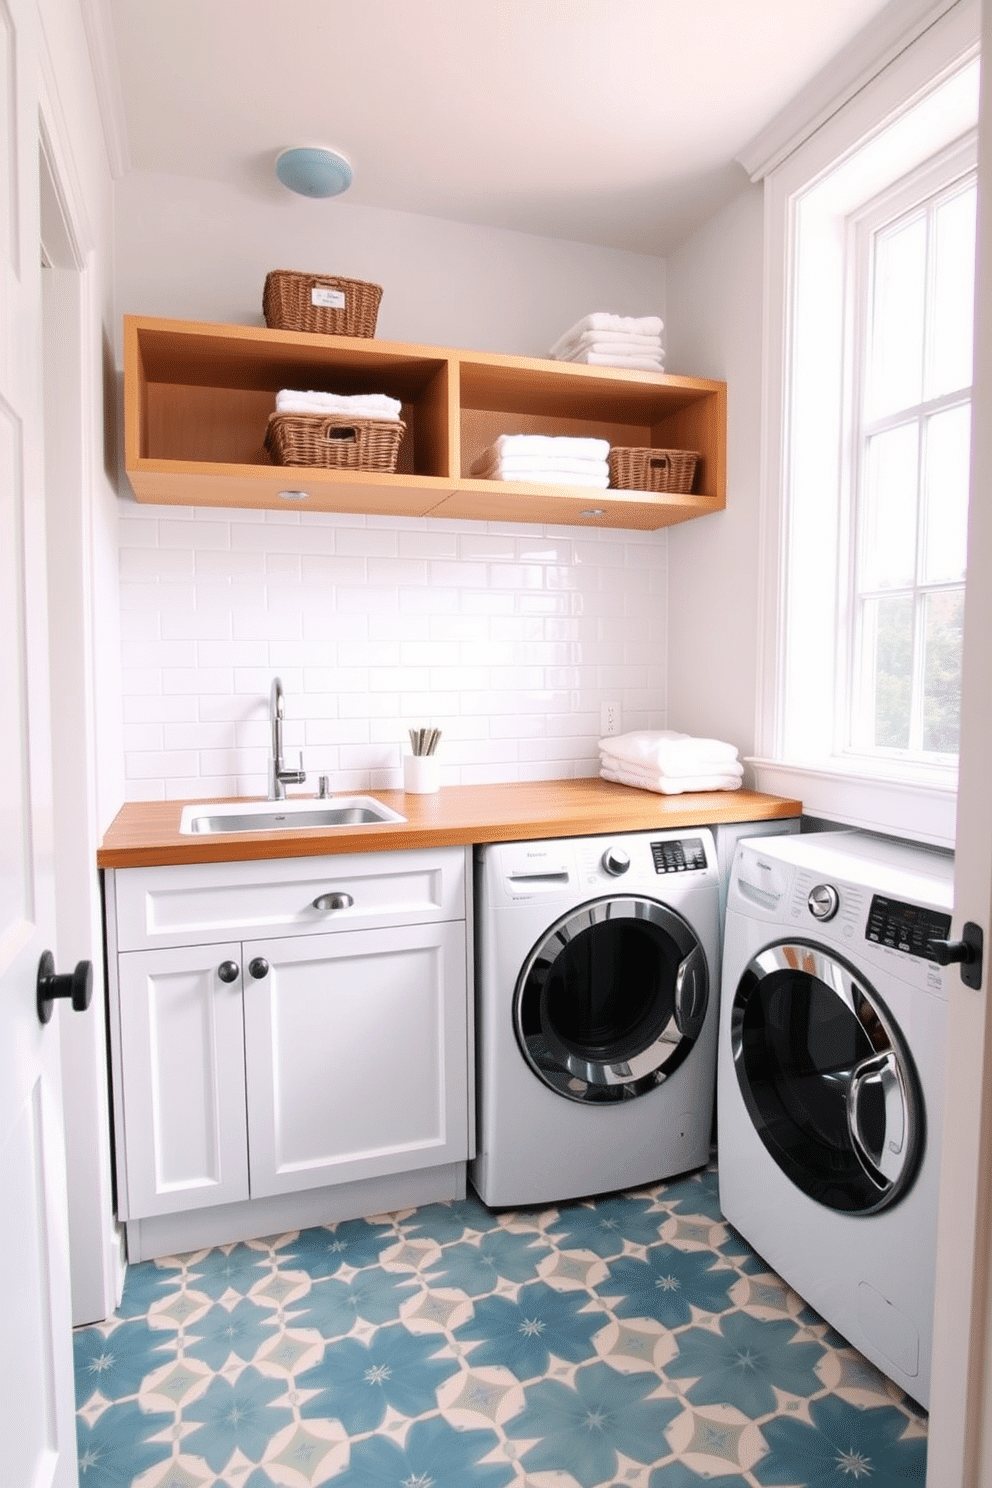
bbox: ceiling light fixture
[275,146,353,199]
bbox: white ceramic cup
[404,753,440,794]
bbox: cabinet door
[243,923,468,1197]
[116,943,249,1218]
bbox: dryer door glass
[514,896,708,1104]
[730,941,922,1214]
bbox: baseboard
[123,1162,467,1263]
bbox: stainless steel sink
[178,796,406,835]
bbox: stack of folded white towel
[470,434,610,487]
[599,730,744,795]
[550,313,665,372]
[275,389,403,420]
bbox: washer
[471,828,722,1208]
[718,830,954,1407]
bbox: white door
[927,6,992,1481]
[0,0,79,1482]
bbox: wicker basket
[264,413,405,472]
[262,270,383,338]
[609,446,699,494]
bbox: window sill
[747,757,957,848]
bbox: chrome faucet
[267,677,306,800]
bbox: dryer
[471,828,722,1208]
[718,830,954,1407]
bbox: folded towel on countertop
[276,389,403,420]
[599,729,741,774]
[600,765,743,795]
[600,752,744,786]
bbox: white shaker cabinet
[105,846,472,1259]
[115,940,249,1218]
[243,920,466,1197]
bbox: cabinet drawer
[113,846,466,951]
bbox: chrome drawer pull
[313,891,354,912]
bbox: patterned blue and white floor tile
[74,1166,927,1487]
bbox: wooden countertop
[97,779,802,869]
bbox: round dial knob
[808,883,840,921]
[602,846,630,877]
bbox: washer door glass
[514,895,708,1104]
[731,940,922,1214]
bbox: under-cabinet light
[278,489,310,501]
[580,508,606,517]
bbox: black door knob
[217,960,240,983]
[930,922,983,990]
[37,951,93,1025]
[248,957,270,979]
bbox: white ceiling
[104,0,898,254]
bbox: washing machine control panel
[651,837,708,874]
[866,894,952,959]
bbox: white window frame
[749,3,979,848]
[844,146,975,762]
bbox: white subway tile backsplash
[123,694,198,724]
[161,610,233,642]
[337,586,401,615]
[121,638,194,669]
[162,667,234,695]
[398,586,460,615]
[398,529,459,559]
[429,560,488,587]
[368,558,431,587]
[119,547,196,582]
[195,549,266,579]
[123,723,164,752]
[336,527,399,558]
[125,749,199,778]
[158,520,230,550]
[458,533,517,561]
[118,509,668,797]
[265,553,303,580]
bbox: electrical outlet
[601,702,621,737]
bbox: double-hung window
[850,160,976,762]
[751,17,979,847]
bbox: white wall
[114,173,670,799]
[663,183,765,775]
[116,171,667,355]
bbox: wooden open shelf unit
[124,315,727,531]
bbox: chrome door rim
[513,894,708,1103]
[731,938,922,1212]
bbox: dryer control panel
[866,894,952,959]
[651,837,708,874]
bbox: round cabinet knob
[602,847,631,877]
[808,883,840,921]
[36,951,93,1025]
[248,957,270,980]
[217,960,240,983]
